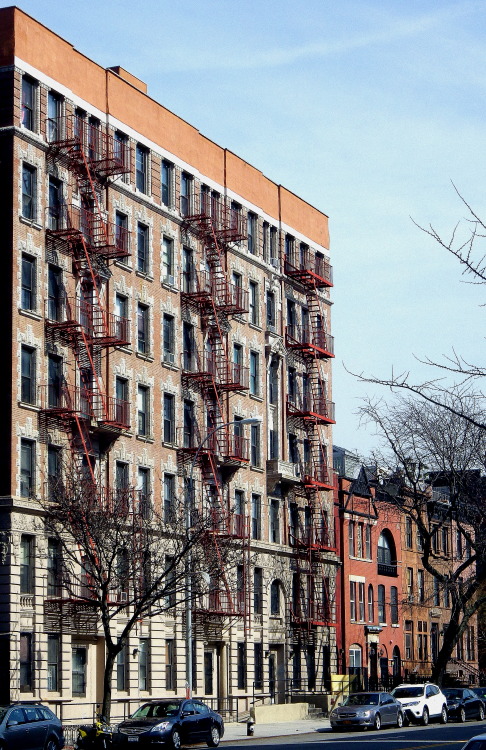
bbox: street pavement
[222,717,331,741]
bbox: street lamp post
[185,416,262,698]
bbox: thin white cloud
[144,1,484,73]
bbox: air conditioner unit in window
[164,352,175,365]
[164,274,175,286]
[270,257,279,268]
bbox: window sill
[114,260,132,272]
[162,441,177,449]
[248,323,262,332]
[161,281,178,293]
[115,346,133,355]
[18,308,42,321]
[391,623,400,628]
[136,435,154,443]
[18,401,40,412]
[162,360,179,371]
[136,352,154,362]
[249,393,263,402]
[19,216,43,231]
[135,270,153,282]
[250,466,264,473]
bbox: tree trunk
[101,648,117,723]
[431,641,455,685]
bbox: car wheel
[374,713,381,731]
[171,729,182,750]
[459,707,466,723]
[479,705,485,721]
[207,726,220,748]
[439,706,448,724]
[45,740,59,750]
[396,712,404,729]
[421,707,429,726]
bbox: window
[163,314,175,364]
[139,639,150,691]
[20,439,35,497]
[270,499,280,543]
[47,91,62,141]
[250,423,260,467]
[348,521,355,557]
[20,633,33,692]
[442,526,449,555]
[367,584,374,622]
[456,633,464,660]
[358,582,365,621]
[377,532,393,564]
[253,567,263,614]
[249,351,259,395]
[251,494,261,540]
[233,343,243,381]
[349,581,356,621]
[115,212,129,260]
[115,294,128,342]
[21,254,36,311]
[269,226,278,266]
[47,635,60,691]
[270,581,280,616]
[114,130,129,177]
[161,160,173,207]
[72,646,87,696]
[247,212,257,254]
[47,539,61,597]
[48,265,62,322]
[115,377,129,425]
[182,246,194,293]
[117,645,128,691]
[135,144,148,193]
[356,523,363,558]
[137,223,149,273]
[406,567,414,601]
[377,584,386,622]
[249,281,258,325]
[365,524,372,558]
[137,303,149,354]
[269,356,278,404]
[163,393,175,443]
[21,346,36,404]
[183,400,194,449]
[138,467,151,518]
[467,626,475,661]
[163,473,175,522]
[48,176,63,231]
[456,529,463,558]
[137,385,149,437]
[237,643,246,690]
[433,577,440,606]
[417,621,428,661]
[180,172,192,216]
[406,517,413,548]
[165,639,176,690]
[162,236,174,284]
[254,642,263,690]
[405,621,413,660]
[266,291,276,330]
[418,569,424,603]
[288,433,299,464]
[22,76,36,131]
[22,164,36,221]
[20,535,34,593]
[390,586,399,624]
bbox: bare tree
[360,391,486,684]
[41,466,241,721]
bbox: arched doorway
[392,646,401,686]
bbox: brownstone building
[0,7,338,719]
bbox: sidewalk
[222,717,331,741]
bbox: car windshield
[131,703,181,719]
[392,686,424,698]
[474,690,486,698]
[444,689,464,699]
[344,694,380,706]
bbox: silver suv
[391,683,448,725]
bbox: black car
[442,688,485,722]
[116,699,224,748]
[0,702,64,750]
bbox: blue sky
[5,0,485,455]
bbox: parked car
[459,732,486,750]
[0,702,64,750]
[442,688,485,722]
[329,691,404,731]
[472,689,486,703]
[115,699,224,748]
[391,683,448,725]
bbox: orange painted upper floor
[0,6,329,248]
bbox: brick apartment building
[0,7,338,718]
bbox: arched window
[270,580,281,616]
[378,584,386,623]
[349,644,362,669]
[377,532,393,564]
[367,584,374,623]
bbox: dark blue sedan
[116,699,224,748]
[443,688,485,722]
